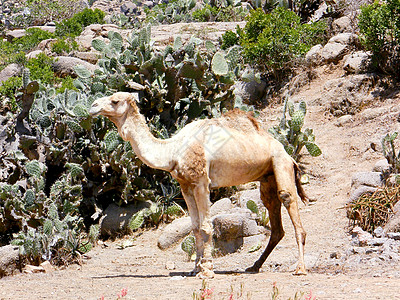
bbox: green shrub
[239,8,326,80]
[0,77,22,112]
[220,30,240,50]
[17,28,56,52]
[25,53,55,85]
[55,8,105,38]
[358,0,400,77]
[51,38,78,54]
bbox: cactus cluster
[269,96,322,161]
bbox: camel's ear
[128,92,140,107]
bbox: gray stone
[305,44,323,64]
[335,115,353,127]
[213,214,245,241]
[320,42,347,63]
[233,79,267,104]
[25,50,43,60]
[0,245,21,278]
[374,226,384,238]
[373,159,391,173]
[99,202,151,237]
[121,2,137,14]
[351,171,384,191]
[0,63,22,86]
[5,29,25,41]
[343,51,371,74]
[349,186,377,203]
[52,56,97,78]
[235,189,263,211]
[368,238,387,246]
[210,198,232,217]
[387,232,400,240]
[157,216,192,250]
[332,16,352,34]
[143,1,154,8]
[72,51,100,64]
[384,201,400,233]
[328,33,359,46]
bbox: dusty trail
[1,68,400,299]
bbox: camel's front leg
[180,182,214,278]
[193,180,214,278]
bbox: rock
[25,50,43,60]
[0,63,22,86]
[213,214,245,241]
[235,189,263,211]
[72,51,100,64]
[210,198,232,217]
[36,38,57,52]
[157,217,192,250]
[387,232,400,240]
[351,172,384,192]
[360,107,388,121]
[384,201,400,233]
[52,56,97,78]
[374,226,384,238]
[40,260,54,273]
[328,33,359,46]
[349,186,377,203]
[143,1,154,8]
[5,29,25,41]
[368,238,387,246]
[343,51,371,74]
[165,261,175,270]
[352,226,373,246]
[335,115,353,127]
[233,79,267,104]
[305,44,323,64]
[0,245,21,278]
[332,15,352,34]
[24,265,44,274]
[320,33,359,63]
[121,2,138,14]
[316,74,377,116]
[99,202,151,237]
[373,159,391,173]
[320,42,348,63]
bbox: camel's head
[89,92,139,119]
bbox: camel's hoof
[293,266,307,276]
[196,269,215,279]
[245,266,260,273]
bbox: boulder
[343,51,371,74]
[210,198,233,217]
[332,15,352,34]
[373,159,391,173]
[99,202,151,237]
[305,44,323,65]
[52,56,97,78]
[157,217,192,250]
[384,201,400,233]
[233,79,267,104]
[351,171,384,192]
[0,63,22,86]
[121,2,138,14]
[320,33,359,63]
[0,245,21,278]
[320,42,348,63]
[235,189,263,211]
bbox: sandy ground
[1,67,400,299]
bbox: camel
[89,92,308,278]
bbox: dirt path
[2,68,400,299]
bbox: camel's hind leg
[246,175,284,273]
[273,157,307,275]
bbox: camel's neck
[112,110,175,172]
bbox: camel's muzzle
[89,102,102,116]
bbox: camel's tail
[293,162,309,205]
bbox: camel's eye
[111,99,118,105]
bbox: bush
[55,8,105,38]
[220,30,240,50]
[238,8,326,80]
[25,53,56,85]
[358,0,400,77]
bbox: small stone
[373,226,384,238]
[335,115,353,127]
[24,265,45,274]
[387,232,400,240]
[165,261,175,270]
[40,261,54,273]
[330,252,341,259]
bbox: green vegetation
[238,8,326,80]
[269,96,321,161]
[358,0,400,77]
